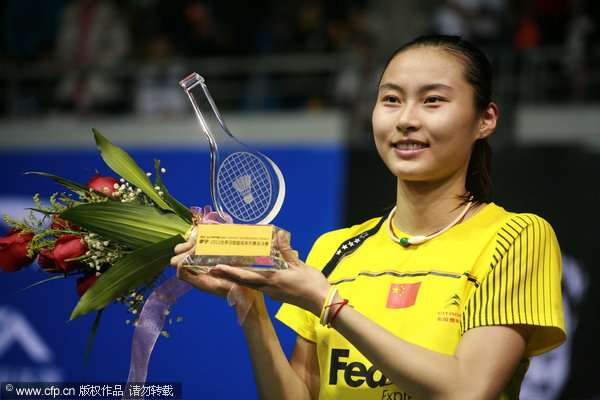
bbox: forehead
[381,47,468,88]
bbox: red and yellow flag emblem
[386,282,421,309]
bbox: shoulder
[314,216,386,247]
[480,205,560,267]
[305,216,386,268]
[480,204,556,239]
[460,204,559,263]
[494,208,557,247]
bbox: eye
[382,95,400,104]
[424,96,443,104]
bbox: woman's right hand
[170,228,234,299]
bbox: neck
[393,179,473,236]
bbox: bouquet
[0,129,195,323]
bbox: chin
[390,169,430,182]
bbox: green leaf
[84,310,103,373]
[11,275,68,296]
[24,208,56,216]
[92,129,172,211]
[25,172,113,199]
[61,202,191,249]
[70,234,185,320]
[154,159,193,222]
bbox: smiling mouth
[393,143,429,150]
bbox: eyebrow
[378,82,454,94]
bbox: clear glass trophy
[179,73,288,272]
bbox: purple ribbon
[124,205,255,399]
[125,276,192,389]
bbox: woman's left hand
[208,230,331,316]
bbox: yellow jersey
[276,203,566,399]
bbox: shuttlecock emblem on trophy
[179,73,288,272]
[233,174,254,204]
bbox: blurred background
[0,0,598,399]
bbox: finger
[276,230,300,266]
[210,264,269,287]
[184,225,198,241]
[174,240,194,255]
[170,254,183,268]
[170,249,193,268]
[176,264,198,281]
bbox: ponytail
[464,137,493,204]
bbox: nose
[396,104,422,133]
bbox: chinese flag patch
[386,282,422,309]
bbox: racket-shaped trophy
[179,73,288,272]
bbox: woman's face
[372,46,495,185]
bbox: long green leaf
[70,234,185,320]
[92,129,172,211]
[25,172,113,199]
[84,309,103,374]
[154,159,193,222]
[12,275,68,296]
[61,202,191,249]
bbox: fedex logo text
[329,348,390,388]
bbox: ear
[476,102,498,140]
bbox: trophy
[179,73,288,272]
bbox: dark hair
[384,35,494,203]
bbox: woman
[171,35,565,399]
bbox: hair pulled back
[385,35,495,203]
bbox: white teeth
[395,143,427,150]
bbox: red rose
[53,235,88,273]
[86,174,120,196]
[50,214,80,231]
[0,229,36,272]
[76,274,99,297]
[38,247,58,271]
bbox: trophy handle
[179,73,285,225]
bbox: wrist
[309,284,333,317]
[319,290,350,328]
[240,293,268,329]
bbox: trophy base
[181,254,288,273]
[181,224,290,273]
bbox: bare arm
[240,296,315,400]
[210,231,533,400]
[171,234,316,400]
[290,336,320,400]
[328,294,532,400]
